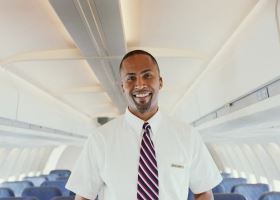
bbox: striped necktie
[137,122,159,200]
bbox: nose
[135,77,145,89]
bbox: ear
[159,77,163,89]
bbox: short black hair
[119,49,160,74]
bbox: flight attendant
[66,50,222,200]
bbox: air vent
[192,76,280,127]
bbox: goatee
[134,100,152,113]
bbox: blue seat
[188,186,226,200]
[221,178,247,193]
[232,183,270,200]
[51,197,74,200]
[259,192,280,200]
[0,188,15,197]
[221,172,232,178]
[214,193,246,200]
[0,181,33,197]
[22,187,62,200]
[0,197,39,200]
[48,170,71,181]
[38,175,48,179]
[47,174,59,181]
[188,184,225,200]
[41,181,74,196]
[212,184,225,193]
[23,176,47,187]
[49,170,71,176]
[187,189,194,200]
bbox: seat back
[187,189,194,200]
[0,181,33,197]
[0,188,15,197]
[23,177,47,187]
[41,181,74,196]
[221,178,247,193]
[51,197,74,200]
[221,172,232,178]
[259,192,280,200]
[0,197,39,200]
[48,170,71,181]
[214,193,246,200]
[232,183,270,200]
[22,187,62,200]
[212,184,225,193]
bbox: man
[66,50,222,200]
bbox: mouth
[132,90,152,103]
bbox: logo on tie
[137,122,159,200]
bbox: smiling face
[120,53,163,121]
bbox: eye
[143,73,153,79]
[127,76,136,81]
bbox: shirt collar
[124,108,161,136]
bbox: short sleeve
[66,133,104,199]
[188,129,222,194]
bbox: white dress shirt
[66,109,222,200]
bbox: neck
[128,107,158,121]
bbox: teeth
[135,93,149,98]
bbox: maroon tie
[137,122,159,200]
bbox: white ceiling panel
[158,58,205,92]
[0,0,74,59]
[61,92,116,117]
[121,0,258,57]
[9,60,100,93]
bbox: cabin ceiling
[0,0,258,121]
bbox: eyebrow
[125,69,152,77]
[141,69,152,74]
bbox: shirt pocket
[164,161,188,186]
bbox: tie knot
[143,122,151,130]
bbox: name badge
[171,163,184,169]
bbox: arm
[67,134,103,200]
[74,195,89,200]
[194,190,214,200]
